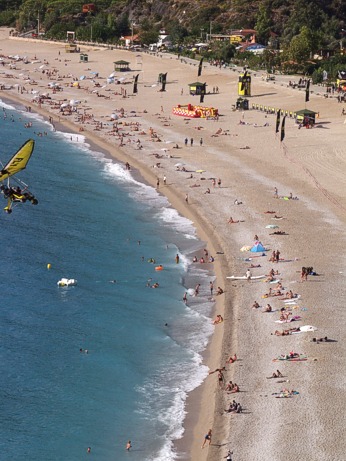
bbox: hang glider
[0,139,38,213]
[0,139,35,181]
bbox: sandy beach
[1,28,346,460]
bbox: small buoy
[47,263,51,269]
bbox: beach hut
[295,109,317,126]
[236,97,249,110]
[188,82,207,96]
[114,60,130,72]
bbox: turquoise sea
[0,100,214,460]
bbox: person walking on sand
[185,193,188,204]
[210,281,214,296]
[200,138,203,146]
[246,269,252,281]
[175,254,180,264]
[202,429,212,448]
[190,137,194,147]
[163,175,166,185]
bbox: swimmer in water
[126,440,132,451]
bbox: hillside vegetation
[1,0,346,78]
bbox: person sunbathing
[273,329,290,336]
[209,366,226,375]
[227,354,237,364]
[252,301,260,309]
[250,264,261,268]
[264,304,272,312]
[270,231,287,235]
[225,381,234,391]
[213,314,223,325]
[228,383,239,393]
[224,401,237,413]
[279,312,292,321]
[267,370,283,378]
[228,217,239,223]
[264,211,276,214]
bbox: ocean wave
[0,99,17,111]
[136,349,209,461]
[155,207,197,241]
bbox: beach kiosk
[114,60,130,72]
[295,109,318,126]
[238,73,251,96]
[236,97,249,110]
[65,43,79,53]
[188,82,207,96]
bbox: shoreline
[0,90,231,459]
[1,29,346,460]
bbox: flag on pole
[275,110,281,133]
[305,79,310,102]
[280,115,286,142]
[198,58,204,77]
[305,79,310,103]
[161,72,167,92]
[133,74,139,94]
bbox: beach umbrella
[111,113,118,120]
[175,162,184,167]
[60,103,69,108]
[70,99,80,106]
[266,224,279,229]
[79,75,86,80]
[107,77,114,84]
[109,72,116,78]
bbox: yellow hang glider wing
[0,139,35,182]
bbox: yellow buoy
[47,263,51,269]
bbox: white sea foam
[155,207,197,240]
[137,349,209,461]
[135,291,213,460]
[0,99,17,110]
[103,163,198,241]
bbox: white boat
[57,278,77,287]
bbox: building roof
[295,109,318,115]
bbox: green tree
[255,2,273,44]
[167,21,188,45]
[140,29,159,46]
[288,26,315,63]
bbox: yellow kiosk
[238,73,251,96]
